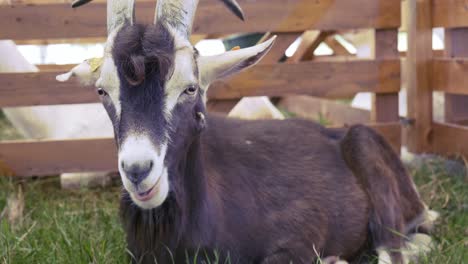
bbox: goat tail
[340,125,427,264]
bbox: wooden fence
[405,0,468,158]
[0,0,410,177]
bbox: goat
[57,0,436,263]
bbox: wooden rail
[432,58,468,95]
[0,123,401,177]
[432,123,468,158]
[432,0,468,28]
[0,0,400,40]
[0,60,400,107]
[404,0,468,158]
[0,138,117,176]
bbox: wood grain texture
[433,58,468,95]
[288,31,332,63]
[260,33,300,64]
[443,29,468,124]
[433,0,468,28]
[323,37,350,56]
[278,95,370,126]
[0,0,401,40]
[405,0,433,153]
[431,122,468,158]
[0,123,400,177]
[0,71,98,107]
[0,138,117,177]
[372,29,399,124]
[0,60,400,107]
[208,60,400,100]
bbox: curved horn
[71,0,92,8]
[155,0,244,39]
[72,0,245,24]
[154,0,199,39]
[220,0,244,21]
[107,0,135,34]
[72,0,134,34]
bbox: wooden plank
[288,31,332,62]
[278,95,370,126]
[399,50,445,58]
[14,37,105,45]
[400,0,408,32]
[405,0,433,153]
[372,29,399,124]
[371,29,402,151]
[443,29,468,124]
[207,99,239,114]
[0,70,98,106]
[36,64,76,72]
[0,123,400,177]
[323,37,351,56]
[431,122,468,158]
[433,58,468,95]
[208,59,400,99]
[0,0,401,40]
[0,138,117,177]
[433,0,468,28]
[260,33,300,64]
[0,60,400,107]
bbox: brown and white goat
[58,0,436,263]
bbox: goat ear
[198,36,276,88]
[56,57,103,86]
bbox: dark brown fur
[108,24,426,264]
[112,23,174,87]
[120,116,425,264]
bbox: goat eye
[184,85,198,95]
[97,88,108,96]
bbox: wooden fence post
[405,0,433,153]
[372,29,400,123]
[372,28,401,151]
[444,29,468,124]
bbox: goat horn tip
[71,0,92,8]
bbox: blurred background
[0,0,466,263]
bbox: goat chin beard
[125,169,170,210]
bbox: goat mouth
[134,176,161,202]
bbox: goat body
[121,115,426,263]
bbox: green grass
[0,178,127,264]
[409,159,468,263]
[0,159,466,263]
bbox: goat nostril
[122,160,153,185]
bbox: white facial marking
[94,27,124,117]
[96,57,121,117]
[119,135,169,209]
[164,48,198,119]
